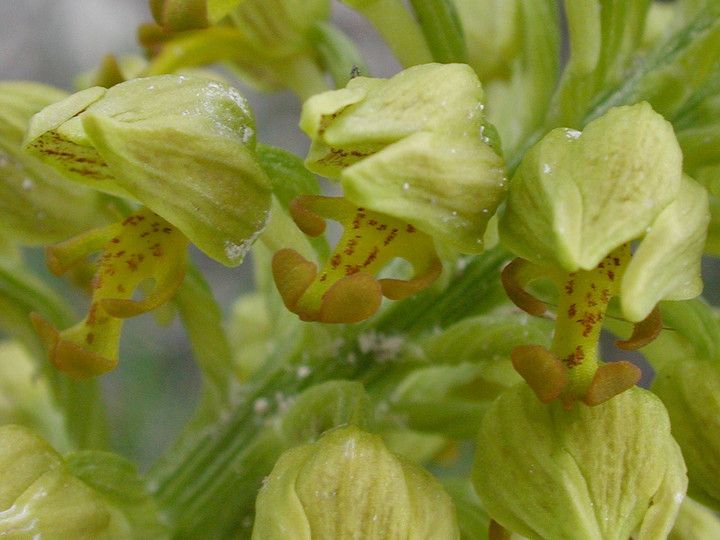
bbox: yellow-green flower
[498,102,709,406]
[23,74,271,378]
[273,63,507,324]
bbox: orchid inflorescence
[1,1,720,539]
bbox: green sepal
[620,173,708,321]
[302,63,507,253]
[342,132,506,254]
[24,75,271,266]
[65,451,169,539]
[472,385,687,540]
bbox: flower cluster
[1,1,720,538]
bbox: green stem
[342,0,434,68]
[279,54,332,101]
[407,0,467,63]
[173,262,235,416]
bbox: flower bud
[653,357,720,512]
[472,385,687,540]
[150,0,209,31]
[253,425,459,539]
[301,63,507,254]
[0,425,129,538]
[0,81,106,245]
[24,74,271,267]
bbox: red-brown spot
[383,228,398,246]
[363,246,379,267]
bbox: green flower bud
[23,74,271,267]
[253,425,460,539]
[301,63,507,254]
[472,385,687,540]
[0,425,130,538]
[143,0,331,97]
[653,357,720,512]
[150,0,209,31]
[0,81,107,245]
